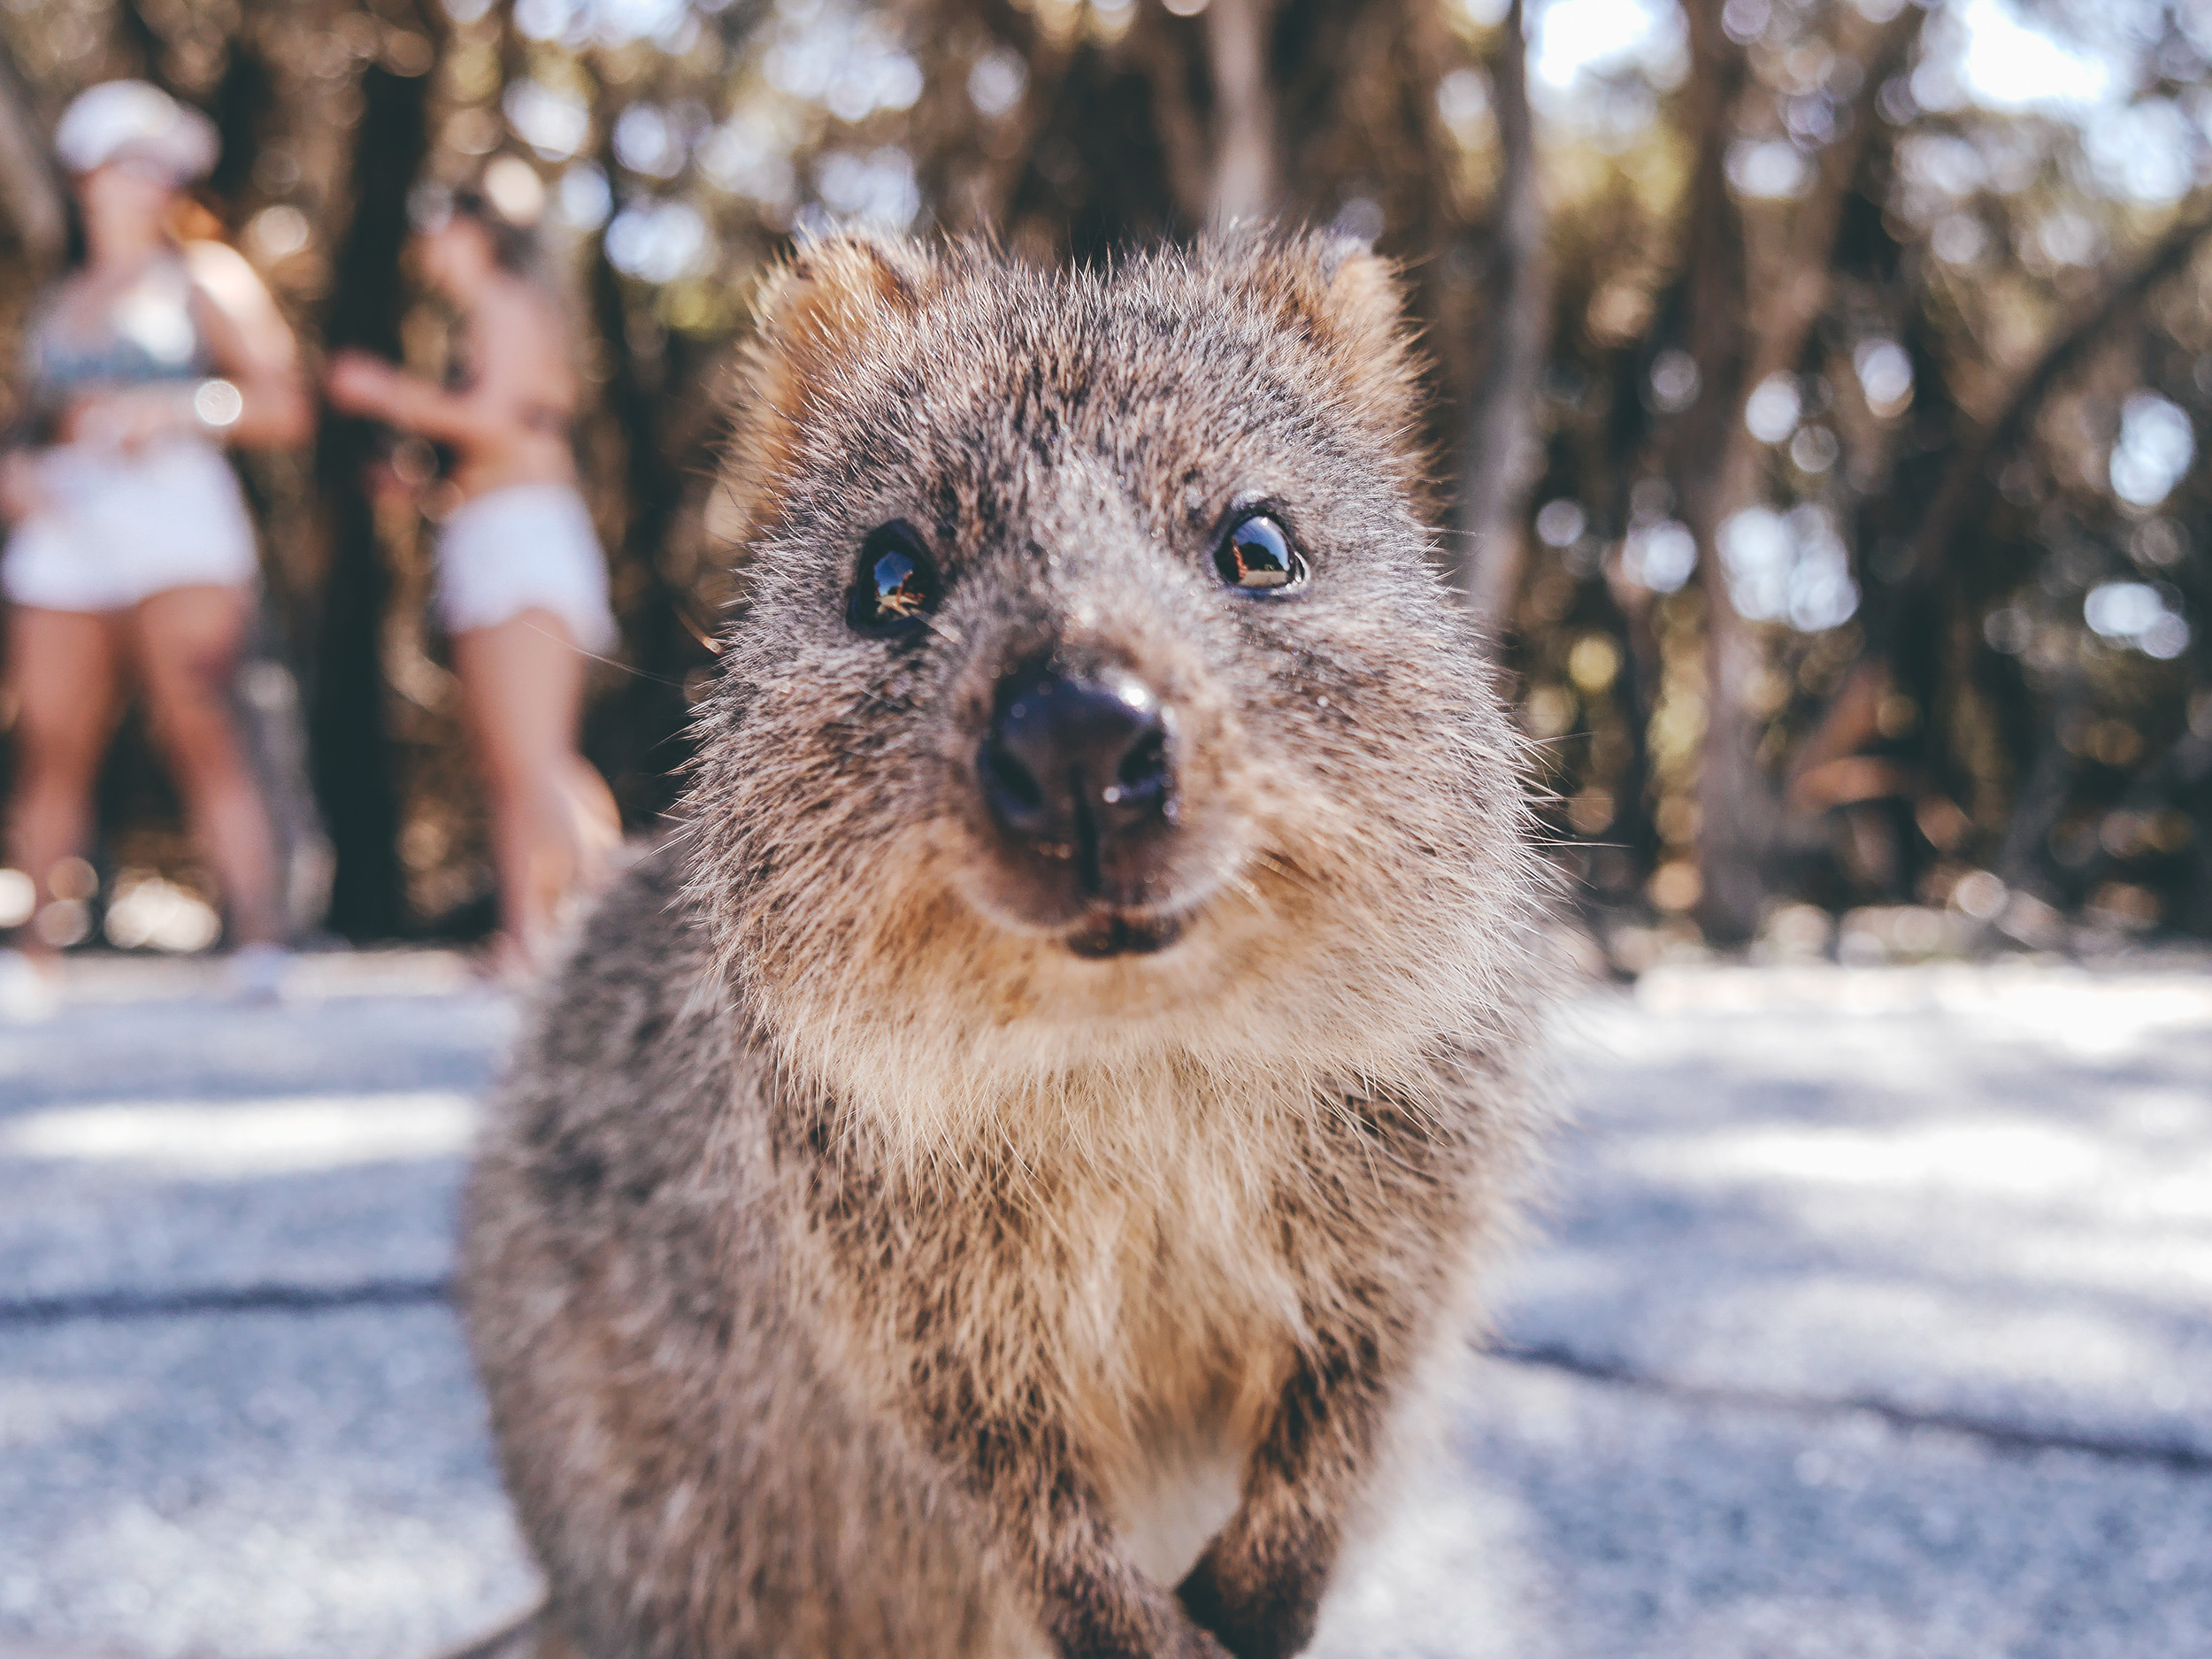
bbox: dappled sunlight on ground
[2,955,2208,1658]
[1502,963,2212,1463]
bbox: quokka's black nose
[979,663,1173,889]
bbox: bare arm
[325,350,504,447]
[326,280,573,453]
[0,447,45,522]
[62,242,312,452]
[186,240,312,448]
[2,373,52,518]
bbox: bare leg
[129,584,281,947]
[449,608,618,971]
[4,606,123,961]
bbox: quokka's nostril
[985,744,1045,811]
[1106,728,1170,805]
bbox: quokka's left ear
[716,231,936,548]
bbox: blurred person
[0,81,311,1011]
[325,173,618,977]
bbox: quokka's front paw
[1050,1592,1235,1659]
[1163,1622,1236,1659]
[1175,1545,1324,1659]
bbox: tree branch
[1703,6,1922,541]
[1901,196,2212,588]
[1778,197,2212,869]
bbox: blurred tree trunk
[1448,0,1548,629]
[1653,0,1755,938]
[1659,0,1916,941]
[2135,724,2212,934]
[1993,669,2088,896]
[197,24,332,937]
[308,21,443,939]
[112,0,168,86]
[0,35,64,270]
[204,30,276,232]
[1915,199,2212,899]
[910,0,1461,261]
[575,72,713,824]
[1203,0,1279,222]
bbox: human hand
[0,450,50,522]
[365,449,430,510]
[67,386,196,451]
[326,349,405,417]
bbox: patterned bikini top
[27,255,211,407]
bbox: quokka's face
[695,236,1531,1094]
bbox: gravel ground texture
[2,949,2207,1659]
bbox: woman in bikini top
[0,81,310,1005]
[325,175,618,977]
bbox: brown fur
[460,233,1549,1659]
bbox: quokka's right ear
[1268,233,1420,431]
[715,232,934,548]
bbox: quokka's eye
[1214,511,1307,594]
[848,522,940,633]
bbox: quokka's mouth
[1062,908,1189,960]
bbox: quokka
[461,231,1548,1659]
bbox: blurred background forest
[0,0,2208,965]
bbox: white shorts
[2,439,258,612]
[437,483,618,655]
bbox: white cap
[54,81,219,181]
